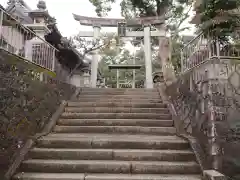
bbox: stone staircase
[13,88,202,180]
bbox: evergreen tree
[198,0,240,40]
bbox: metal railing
[0,8,58,72]
[181,32,240,73]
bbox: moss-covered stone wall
[0,50,76,177]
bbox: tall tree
[88,0,192,33]
[198,0,240,41]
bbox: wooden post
[132,53,136,89]
[116,69,119,88]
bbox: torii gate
[73,14,166,88]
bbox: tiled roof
[0,4,6,10]
[5,0,33,24]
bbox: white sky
[1,0,123,37]
[1,0,195,38]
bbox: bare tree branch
[170,3,193,40]
[68,37,112,77]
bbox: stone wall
[164,58,240,179]
[0,50,76,177]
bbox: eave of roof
[5,2,33,24]
[0,4,6,10]
[108,64,142,70]
[28,10,50,19]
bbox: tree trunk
[156,5,176,84]
[158,35,176,84]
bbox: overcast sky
[1,0,123,37]
[1,0,195,38]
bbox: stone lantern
[26,0,50,37]
[83,72,91,87]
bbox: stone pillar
[132,55,136,89]
[24,39,33,62]
[132,69,135,89]
[116,69,119,88]
[83,72,90,87]
[91,25,101,88]
[144,25,153,88]
[39,72,44,82]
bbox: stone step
[20,160,200,174]
[45,133,182,139]
[78,95,160,99]
[13,87,201,179]
[67,101,167,108]
[29,148,196,161]
[57,119,174,127]
[53,126,176,135]
[61,113,172,119]
[81,88,158,92]
[64,107,169,113]
[36,134,189,150]
[75,98,163,103]
[80,91,160,95]
[13,173,202,180]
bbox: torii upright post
[143,25,153,88]
[91,25,101,88]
